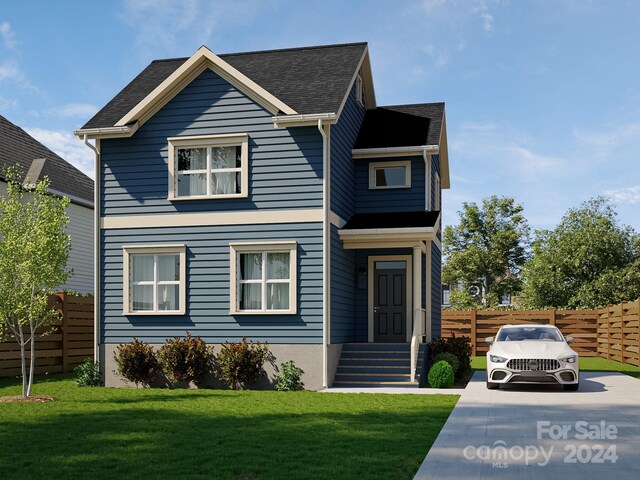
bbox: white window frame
[355,73,364,107]
[122,244,186,315]
[368,160,412,190]
[434,171,441,210]
[229,241,297,315]
[167,133,249,200]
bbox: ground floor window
[229,241,297,314]
[122,244,186,315]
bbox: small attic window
[355,73,364,107]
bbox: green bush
[215,337,269,390]
[114,338,158,387]
[274,360,304,391]
[428,334,472,380]
[434,352,460,374]
[74,357,102,387]
[157,332,214,387]
[428,361,455,388]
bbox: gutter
[82,135,101,363]
[352,144,439,159]
[73,123,139,139]
[317,118,330,389]
[274,113,336,128]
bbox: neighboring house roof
[343,211,440,230]
[0,114,94,205]
[83,42,369,130]
[353,103,445,149]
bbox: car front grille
[506,358,560,371]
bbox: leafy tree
[0,166,71,397]
[521,197,639,309]
[443,196,530,308]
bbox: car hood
[490,341,576,358]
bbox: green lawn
[471,355,640,379]
[0,376,458,480]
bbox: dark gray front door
[373,262,406,343]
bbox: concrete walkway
[322,386,467,395]
[415,371,640,479]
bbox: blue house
[76,42,450,389]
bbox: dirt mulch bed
[0,395,55,403]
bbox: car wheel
[486,381,500,390]
[564,383,579,391]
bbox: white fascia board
[272,112,337,128]
[352,145,439,159]
[73,122,139,139]
[339,227,435,237]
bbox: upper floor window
[123,244,186,315]
[434,172,441,210]
[168,133,248,200]
[369,160,411,190]
[355,73,364,107]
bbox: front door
[373,261,407,342]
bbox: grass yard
[0,375,458,480]
[471,355,640,379]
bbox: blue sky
[1,0,640,230]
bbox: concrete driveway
[415,371,640,479]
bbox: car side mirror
[566,336,574,344]
[485,336,494,344]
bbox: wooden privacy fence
[442,308,599,357]
[0,292,94,377]
[597,300,640,367]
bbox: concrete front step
[342,343,411,352]
[337,365,411,375]
[332,380,420,388]
[339,358,412,367]
[334,373,412,382]
[341,351,419,359]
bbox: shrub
[428,360,455,388]
[428,333,472,380]
[434,352,460,374]
[114,338,158,387]
[215,337,269,390]
[274,360,304,391]
[74,358,102,387]
[157,332,214,387]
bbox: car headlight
[560,355,578,364]
[490,355,507,363]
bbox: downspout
[318,119,329,388]
[84,135,100,363]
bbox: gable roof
[0,115,94,205]
[82,42,369,130]
[353,103,445,149]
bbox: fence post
[470,309,477,356]
[606,306,612,361]
[549,308,556,326]
[620,302,626,364]
[60,292,68,373]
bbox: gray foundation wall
[102,343,340,391]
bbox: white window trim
[229,241,297,315]
[355,73,364,107]
[434,171,441,210]
[368,160,412,190]
[122,244,187,315]
[167,133,249,201]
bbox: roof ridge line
[378,102,445,108]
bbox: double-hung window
[123,245,186,315]
[168,133,248,200]
[230,242,297,315]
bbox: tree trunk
[26,318,35,397]
[18,324,26,398]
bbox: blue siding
[330,225,356,343]
[431,241,442,337]
[100,69,323,216]
[430,154,440,210]
[101,222,323,344]
[330,85,365,220]
[355,156,425,213]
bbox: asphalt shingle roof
[0,115,94,204]
[83,42,368,129]
[342,211,440,230]
[353,103,445,149]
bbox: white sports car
[486,324,579,391]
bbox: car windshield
[496,326,564,342]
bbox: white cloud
[0,22,16,51]
[25,128,95,179]
[0,95,17,110]
[574,122,640,148]
[605,186,640,205]
[51,103,98,119]
[0,62,21,82]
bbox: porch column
[412,244,423,338]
